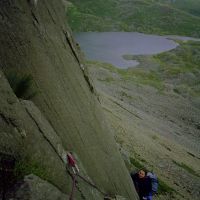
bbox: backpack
[147,172,158,194]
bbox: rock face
[7,174,69,200]
[0,0,137,199]
[0,69,71,199]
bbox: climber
[66,152,79,174]
[130,169,153,200]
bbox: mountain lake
[74,32,199,68]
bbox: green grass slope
[86,40,200,200]
[67,0,200,37]
[66,0,119,31]
[155,0,200,17]
[124,40,200,98]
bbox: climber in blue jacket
[131,170,153,200]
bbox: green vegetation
[5,72,37,100]
[158,178,175,194]
[155,0,200,17]
[130,157,146,170]
[156,41,200,74]
[119,69,164,91]
[155,41,200,97]
[14,159,49,181]
[104,65,164,91]
[67,0,200,37]
[173,160,200,177]
[120,1,200,37]
[123,41,200,94]
[66,0,118,31]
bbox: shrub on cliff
[6,72,37,100]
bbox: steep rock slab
[0,69,71,197]
[0,69,107,199]
[21,100,104,199]
[0,69,104,199]
[7,174,69,200]
[0,0,137,199]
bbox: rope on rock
[69,173,77,200]
[66,152,110,199]
[76,173,107,196]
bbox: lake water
[74,32,181,68]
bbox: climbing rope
[66,152,110,199]
[69,173,77,200]
[76,173,107,196]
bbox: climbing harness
[67,152,79,174]
[67,153,78,200]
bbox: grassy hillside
[124,40,200,99]
[66,0,118,31]
[86,40,200,200]
[155,0,200,17]
[67,0,200,37]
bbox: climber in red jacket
[67,152,79,174]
